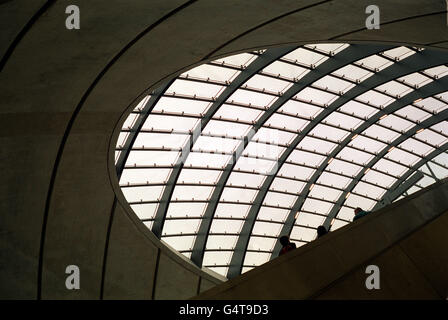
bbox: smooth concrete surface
[195,179,448,299]
[1,1,447,299]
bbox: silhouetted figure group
[278,207,371,257]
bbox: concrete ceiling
[1,0,447,299]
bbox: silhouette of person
[316,225,328,238]
[353,207,370,221]
[278,235,296,256]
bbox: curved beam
[151,46,297,238]
[268,53,448,258]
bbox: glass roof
[115,43,448,279]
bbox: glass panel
[317,171,352,189]
[309,184,342,202]
[280,100,323,118]
[167,202,207,218]
[394,105,431,122]
[423,65,448,78]
[214,104,263,122]
[162,219,202,235]
[327,159,362,177]
[345,193,376,211]
[313,75,354,94]
[339,100,377,118]
[154,96,211,115]
[206,235,238,250]
[352,181,385,199]
[296,87,337,105]
[143,114,199,131]
[282,48,328,67]
[263,191,297,208]
[397,72,432,87]
[182,64,240,82]
[229,89,276,107]
[399,138,435,157]
[354,54,393,71]
[133,132,188,149]
[121,186,164,202]
[193,135,240,153]
[220,187,257,203]
[184,152,230,168]
[277,163,315,180]
[210,219,244,233]
[336,206,356,221]
[376,80,412,97]
[263,60,310,80]
[363,124,399,143]
[349,135,386,154]
[271,177,306,194]
[415,128,446,147]
[379,114,414,132]
[131,203,158,220]
[299,136,337,154]
[120,168,171,185]
[167,79,224,98]
[414,97,447,114]
[215,203,250,218]
[290,226,316,242]
[257,206,289,222]
[162,236,195,251]
[265,113,309,131]
[325,112,362,131]
[288,149,325,167]
[296,212,325,228]
[302,198,333,215]
[235,157,277,175]
[310,124,349,141]
[382,46,415,60]
[253,127,296,146]
[243,252,271,267]
[338,147,373,166]
[178,169,222,184]
[203,251,233,266]
[362,170,397,188]
[252,221,282,237]
[357,90,394,107]
[227,172,266,188]
[247,237,276,251]
[171,185,214,201]
[332,64,374,82]
[213,52,256,67]
[244,74,291,93]
[331,220,349,231]
[203,119,250,138]
[373,158,407,177]
[386,148,421,166]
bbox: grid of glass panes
[116,44,448,278]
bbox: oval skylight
[115,43,448,279]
